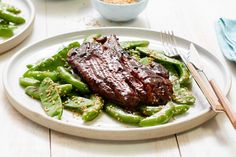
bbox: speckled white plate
[0,0,35,53]
[3,27,231,141]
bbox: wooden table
[1,0,236,156]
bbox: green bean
[140,102,190,117]
[121,40,149,50]
[172,87,196,105]
[105,103,143,125]
[26,64,34,69]
[25,84,73,100]
[139,57,154,65]
[24,71,58,81]
[19,77,40,87]
[23,42,80,75]
[0,24,14,37]
[139,105,163,116]
[0,2,21,13]
[0,2,21,14]
[25,86,41,100]
[0,10,25,24]
[139,102,175,127]
[63,96,94,111]
[56,84,73,96]
[83,34,102,43]
[173,104,190,116]
[57,66,90,94]
[127,49,141,61]
[136,47,191,85]
[0,19,9,25]
[82,94,104,121]
[39,77,63,119]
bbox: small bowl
[91,0,149,22]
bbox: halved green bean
[83,34,102,43]
[173,104,190,116]
[121,40,149,50]
[139,102,175,127]
[39,77,63,119]
[23,42,80,74]
[172,88,196,105]
[57,66,90,94]
[56,84,73,96]
[24,71,58,81]
[0,10,25,24]
[82,94,104,121]
[139,105,163,116]
[105,103,143,125]
[19,77,40,87]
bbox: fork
[160,31,236,128]
[160,30,223,111]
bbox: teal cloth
[215,18,236,62]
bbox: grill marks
[67,35,173,110]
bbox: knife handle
[186,63,224,111]
[209,80,236,128]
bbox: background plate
[3,27,231,140]
[0,0,35,53]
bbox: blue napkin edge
[215,18,236,62]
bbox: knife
[187,43,236,128]
[186,43,223,111]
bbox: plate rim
[3,27,232,140]
[0,0,35,53]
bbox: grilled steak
[67,35,173,110]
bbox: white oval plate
[0,0,35,54]
[3,27,231,141]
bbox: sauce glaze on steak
[67,35,173,110]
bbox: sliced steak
[67,35,173,110]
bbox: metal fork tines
[160,30,224,112]
[160,30,188,63]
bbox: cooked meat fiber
[67,35,173,110]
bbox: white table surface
[1,0,236,156]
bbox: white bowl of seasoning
[91,0,149,22]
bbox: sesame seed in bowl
[91,0,149,22]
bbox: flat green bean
[0,24,14,37]
[39,77,63,119]
[63,96,94,112]
[25,84,73,100]
[25,86,41,99]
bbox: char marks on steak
[67,35,173,110]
